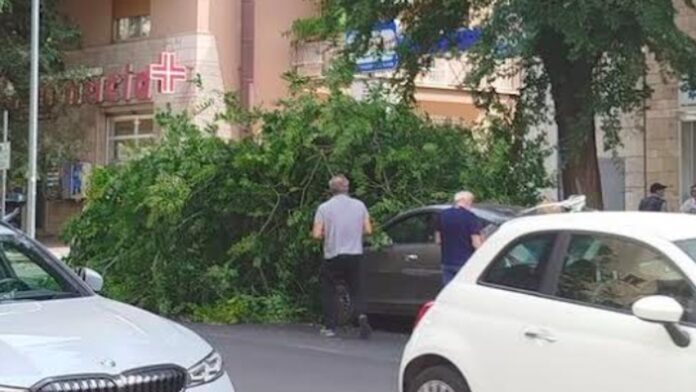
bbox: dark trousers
[321,254,364,330]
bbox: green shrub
[189,294,305,324]
[63,89,550,323]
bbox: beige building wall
[59,0,113,47]
[45,0,245,236]
[644,62,680,210]
[210,0,241,90]
[47,0,513,235]
[416,89,482,124]
[150,0,199,37]
[252,0,317,107]
[609,1,696,211]
[61,0,203,46]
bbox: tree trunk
[540,34,604,209]
[552,76,604,209]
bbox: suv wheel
[408,366,469,392]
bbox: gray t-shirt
[314,194,369,259]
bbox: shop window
[113,0,151,42]
[107,115,155,163]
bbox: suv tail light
[414,301,434,328]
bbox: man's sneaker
[320,328,336,338]
[358,314,372,339]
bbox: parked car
[400,212,696,392]
[0,222,236,392]
[359,203,521,318]
[329,196,589,323]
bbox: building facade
[39,0,519,237]
[41,0,317,236]
[605,1,696,212]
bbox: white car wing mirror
[76,267,104,292]
[633,296,690,348]
[633,295,683,323]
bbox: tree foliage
[0,0,80,98]
[0,0,81,187]
[294,0,696,208]
[63,87,550,322]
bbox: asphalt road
[191,323,409,392]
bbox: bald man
[435,191,484,285]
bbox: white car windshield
[0,235,80,303]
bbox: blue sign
[346,21,400,73]
[433,28,482,53]
[347,22,482,73]
[61,162,91,200]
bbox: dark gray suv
[358,204,519,318]
[331,196,589,323]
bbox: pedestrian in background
[312,174,373,339]
[435,191,483,286]
[638,183,668,212]
[681,184,696,214]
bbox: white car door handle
[405,254,419,262]
[524,328,557,343]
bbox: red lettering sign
[83,80,100,105]
[63,81,80,105]
[7,52,187,109]
[135,70,152,101]
[104,74,123,103]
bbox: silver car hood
[0,296,210,388]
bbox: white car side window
[481,233,556,292]
[557,234,696,321]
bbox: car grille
[33,366,188,392]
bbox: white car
[0,224,235,392]
[400,212,696,392]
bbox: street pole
[1,110,8,219]
[27,0,40,238]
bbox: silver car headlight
[187,351,224,387]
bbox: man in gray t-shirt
[312,174,372,338]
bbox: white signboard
[346,21,399,73]
[0,142,11,170]
[679,82,696,107]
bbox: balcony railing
[291,41,333,78]
[292,42,521,95]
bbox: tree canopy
[0,0,80,99]
[64,86,550,321]
[0,0,80,186]
[294,0,696,208]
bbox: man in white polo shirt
[312,174,373,338]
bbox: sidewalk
[39,236,71,259]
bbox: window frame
[0,241,67,292]
[106,114,156,164]
[112,14,152,43]
[384,211,438,246]
[545,231,696,325]
[0,233,90,301]
[477,231,567,297]
[478,229,696,326]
